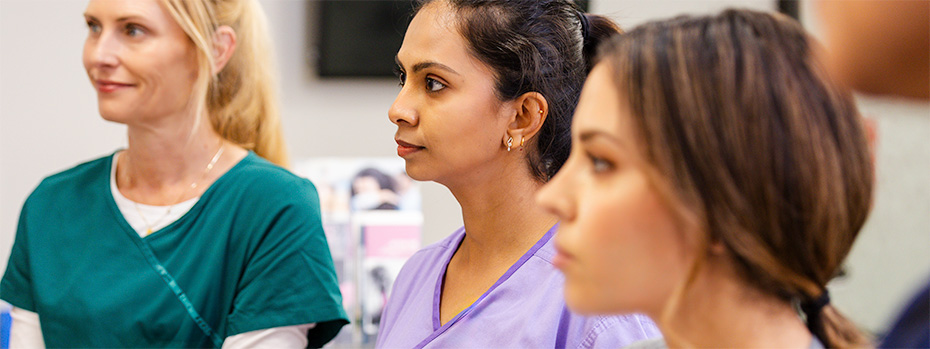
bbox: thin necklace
[131,143,225,236]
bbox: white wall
[1,0,927,336]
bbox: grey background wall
[1,0,927,335]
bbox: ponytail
[580,13,622,72]
[801,291,872,348]
[210,0,289,167]
[162,0,289,168]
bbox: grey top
[624,336,826,348]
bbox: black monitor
[316,0,591,78]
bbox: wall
[0,0,927,335]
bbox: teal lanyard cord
[137,241,224,348]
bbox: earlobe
[505,92,549,150]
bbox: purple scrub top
[376,224,661,348]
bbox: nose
[388,87,418,127]
[84,30,120,70]
[536,160,577,221]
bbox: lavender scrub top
[375,224,661,348]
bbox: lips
[94,79,135,93]
[395,138,425,157]
[552,243,575,271]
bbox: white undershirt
[8,153,315,348]
[110,152,199,237]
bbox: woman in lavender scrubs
[379,0,660,347]
[538,9,874,348]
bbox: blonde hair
[598,9,874,348]
[161,0,289,167]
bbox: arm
[222,323,316,349]
[224,177,347,345]
[10,307,45,349]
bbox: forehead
[85,0,168,20]
[396,2,491,75]
[573,64,627,137]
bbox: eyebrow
[394,56,460,76]
[579,130,627,149]
[83,14,146,23]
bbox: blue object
[880,280,930,348]
[1,301,11,349]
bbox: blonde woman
[0,0,347,347]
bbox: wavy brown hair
[598,9,873,348]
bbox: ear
[211,25,237,75]
[502,92,549,150]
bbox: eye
[425,77,446,92]
[586,152,614,173]
[125,23,145,37]
[393,67,406,87]
[86,20,101,34]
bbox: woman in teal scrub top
[0,0,347,347]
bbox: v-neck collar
[418,223,560,347]
[103,150,255,242]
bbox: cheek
[430,97,504,156]
[145,46,200,102]
[566,183,692,314]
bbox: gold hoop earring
[506,137,513,152]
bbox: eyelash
[586,152,614,173]
[87,21,101,34]
[393,67,406,87]
[125,24,145,37]
[425,77,446,92]
[84,21,145,38]
[392,67,447,92]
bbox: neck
[443,156,558,268]
[655,259,812,348]
[117,110,236,204]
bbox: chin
[562,280,597,314]
[564,280,634,316]
[564,295,602,316]
[98,111,130,124]
[96,104,134,124]
[402,161,434,182]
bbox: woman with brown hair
[538,9,873,348]
[0,0,347,347]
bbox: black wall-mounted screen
[316,0,591,78]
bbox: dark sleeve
[225,178,348,347]
[879,281,930,348]
[1,202,36,311]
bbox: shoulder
[880,281,930,348]
[27,154,112,206]
[222,153,319,202]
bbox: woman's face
[83,0,199,124]
[536,64,696,316]
[389,2,514,185]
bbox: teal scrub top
[0,152,349,348]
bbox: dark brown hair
[417,0,620,181]
[598,9,873,348]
